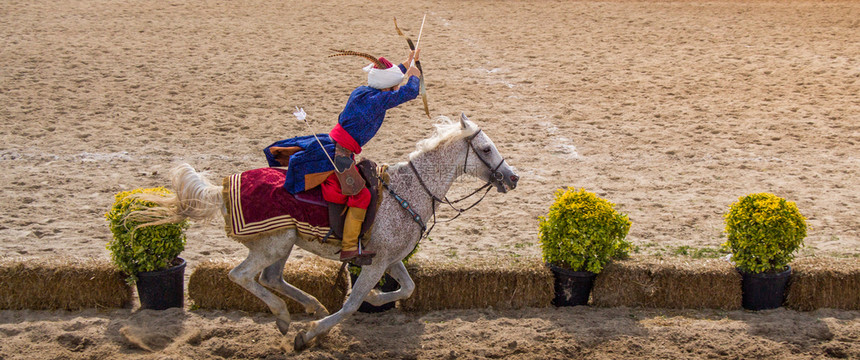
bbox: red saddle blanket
[222,167,331,242]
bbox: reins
[382,129,507,242]
[407,161,493,236]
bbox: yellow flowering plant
[722,193,806,274]
[539,187,632,274]
[105,187,187,284]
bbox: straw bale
[188,257,349,314]
[591,257,741,310]
[399,257,553,312]
[786,257,860,311]
[0,256,132,310]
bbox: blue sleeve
[398,64,407,73]
[263,135,333,168]
[263,139,296,167]
[377,76,420,110]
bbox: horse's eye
[482,147,491,154]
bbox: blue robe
[265,70,420,194]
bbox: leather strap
[334,143,365,196]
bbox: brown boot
[339,207,375,261]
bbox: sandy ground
[1,0,859,358]
[0,307,857,359]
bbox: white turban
[364,63,405,90]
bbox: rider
[264,49,422,261]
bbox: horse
[141,114,519,350]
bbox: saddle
[294,158,382,243]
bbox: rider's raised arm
[378,75,420,110]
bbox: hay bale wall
[399,258,553,312]
[591,257,742,310]
[786,257,860,311]
[0,257,132,310]
[188,257,349,314]
[3,254,854,312]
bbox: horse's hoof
[276,318,290,335]
[305,305,329,318]
[294,331,308,352]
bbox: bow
[394,16,431,119]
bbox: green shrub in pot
[539,187,632,274]
[105,187,188,284]
[722,192,806,274]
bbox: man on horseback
[264,49,422,262]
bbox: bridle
[381,128,509,242]
[462,129,508,186]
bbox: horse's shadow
[106,307,189,353]
[733,308,855,353]
[295,310,427,356]
[300,306,651,356]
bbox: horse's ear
[460,113,469,129]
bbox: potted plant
[723,192,806,310]
[105,187,188,310]
[348,244,420,313]
[539,187,632,306]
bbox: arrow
[395,16,431,119]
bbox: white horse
[145,114,518,350]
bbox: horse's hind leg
[228,235,294,335]
[363,261,415,306]
[260,256,330,318]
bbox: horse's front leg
[363,261,415,306]
[259,256,329,318]
[294,262,386,351]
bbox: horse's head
[460,113,519,193]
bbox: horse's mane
[408,116,479,160]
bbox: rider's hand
[402,49,420,68]
[405,65,421,79]
[403,50,413,67]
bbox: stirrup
[341,252,374,266]
[352,255,373,266]
[340,248,375,265]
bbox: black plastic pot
[739,266,791,311]
[547,263,597,306]
[349,266,399,313]
[136,258,186,310]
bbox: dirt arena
[1,0,858,358]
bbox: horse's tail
[127,163,223,228]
